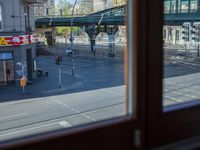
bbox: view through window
[163,0,200,108]
[0,0,128,143]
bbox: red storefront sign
[29,34,38,43]
[0,34,38,46]
[12,37,21,46]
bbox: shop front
[0,34,38,87]
[0,53,14,86]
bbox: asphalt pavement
[0,55,126,143]
[164,48,200,106]
[1,47,200,143]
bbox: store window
[0,53,13,60]
[163,29,167,40]
[175,30,179,41]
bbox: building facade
[34,0,55,16]
[163,0,200,46]
[93,0,126,12]
[75,0,94,16]
[0,0,46,86]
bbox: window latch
[133,129,141,148]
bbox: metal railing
[47,43,125,58]
[164,8,198,14]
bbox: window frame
[146,0,200,148]
[175,29,179,41]
[2,0,200,149]
[0,4,3,31]
[0,0,145,150]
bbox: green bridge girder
[164,13,200,25]
[35,5,126,28]
[164,0,200,25]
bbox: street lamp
[70,0,78,76]
[70,0,93,75]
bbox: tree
[55,0,82,37]
[77,0,94,16]
[55,0,73,36]
[56,0,73,16]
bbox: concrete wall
[163,25,199,49]
[93,0,126,12]
[0,0,35,34]
[34,0,55,16]
[0,0,37,82]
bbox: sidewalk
[0,56,85,102]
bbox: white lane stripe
[0,113,28,120]
[53,100,69,107]
[164,95,182,102]
[101,88,124,96]
[0,122,57,137]
[171,91,198,99]
[59,121,72,128]
[54,100,96,122]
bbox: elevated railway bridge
[35,5,126,55]
[163,0,200,46]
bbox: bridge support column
[106,26,118,57]
[90,34,96,55]
[85,25,100,55]
[108,33,116,57]
[52,27,56,46]
[45,27,56,46]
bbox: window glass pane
[0,0,130,143]
[171,0,176,13]
[163,0,200,108]
[191,0,198,12]
[177,0,181,13]
[181,0,189,13]
[0,53,13,60]
[164,0,171,14]
[175,30,179,41]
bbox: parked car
[65,48,78,56]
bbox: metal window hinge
[133,129,141,148]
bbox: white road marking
[0,122,57,137]
[101,88,124,96]
[58,121,72,128]
[179,83,188,86]
[164,95,182,102]
[53,100,70,108]
[0,113,28,120]
[53,100,96,122]
[166,81,176,84]
[171,91,198,99]
[76,110,80,113]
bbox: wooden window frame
[146,0,200,148]
[1,0,144,150]
[2,0,200,149]
[0,4,3,31]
